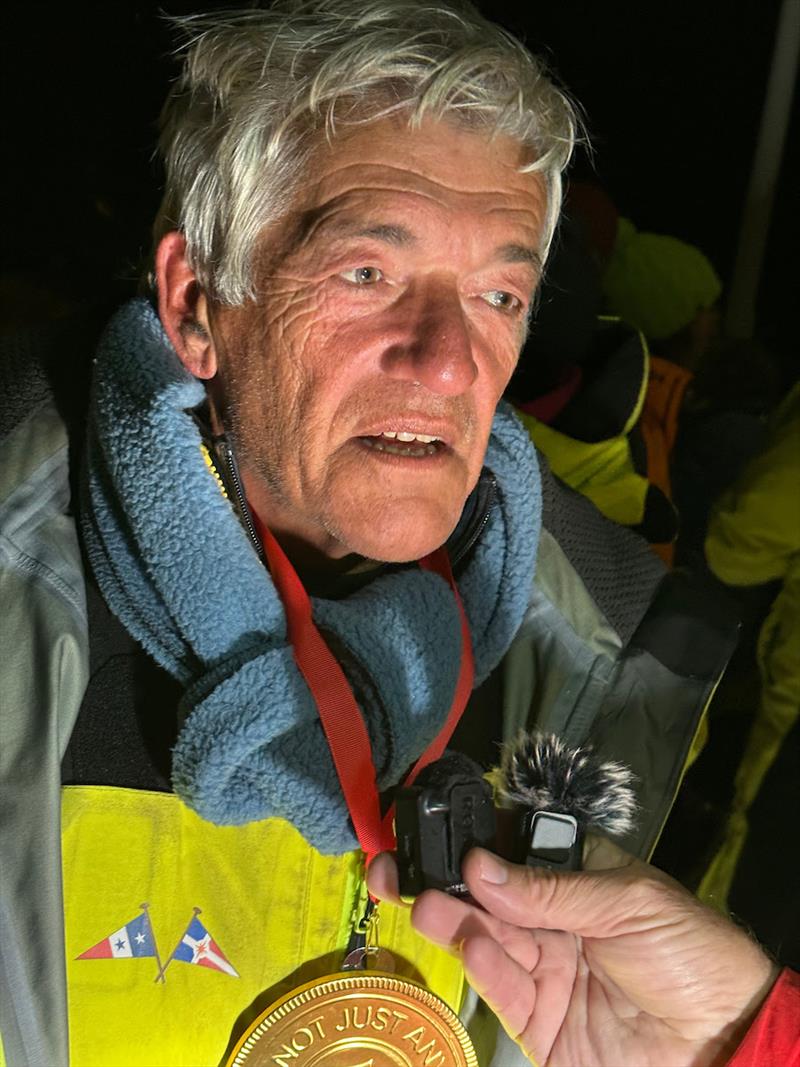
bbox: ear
[155,232,218,380]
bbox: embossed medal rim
[226,970,478,1067]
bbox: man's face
[208,117,548,563]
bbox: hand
[368,846,778,1067]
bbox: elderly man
[0,3,733,1066]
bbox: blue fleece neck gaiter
[81,299,541,854]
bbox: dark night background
[2,1,798,962]
[2,0,797,369]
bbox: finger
[411,889,502,952]
[366,852,403,905]
[583,833,635,871]
[412,890,545,974]
[462,848,649,937]
[459,930,575,1064]
[459,935,540,1048]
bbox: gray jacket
[0,387,734,1066]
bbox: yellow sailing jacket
[513,317,651,530]
[61,786,463,1067]
[1,397,736,1067]
[514,412,649,528]
[514,328,689,566]
[699,384,800,905]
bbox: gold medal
[225,972,477,1067]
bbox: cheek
[467,342,520,456]
[263,294,368,449]
[272,285,355,379]
[233,293,326,398]
[479,338,521,408]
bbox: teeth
[364,438,439,457]
[378,431,438,444]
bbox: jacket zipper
[448,472,496,569]
[212,435,264,560]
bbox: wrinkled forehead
[308,113,538,197]
[261,115,549,262]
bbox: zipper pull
[342,890,395,973]
[342,891,373,970]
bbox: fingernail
[478,851,508,885]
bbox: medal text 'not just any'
[227,975,477,1067]
[272,1004,447,1065]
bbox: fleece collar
[81,299,542,854]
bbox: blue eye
[482,290,521,312]
[340,266,384,285]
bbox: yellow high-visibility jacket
[704,383,800,821]
[1,393,736,1067]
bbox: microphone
[394,733,638,895]
[490,732,637,870]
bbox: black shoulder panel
[552,321,646,442]
[61,582,180,792]
[538,455,666,645]
[629,568,741,679]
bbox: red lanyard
[252,512,475,865]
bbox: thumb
[462,848,656,939]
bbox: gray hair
[155,0,579,305]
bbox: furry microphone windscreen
[491,732,638,837]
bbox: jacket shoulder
[537,457,665,645]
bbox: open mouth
[358,431,447,458]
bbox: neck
[240,465,378,585]
[271,529,372,583]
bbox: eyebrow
[497,243,543,274]
[313,220,417,247]
[291,211,416,250]
[352,223,416,246]
[329,227,541,271]
[294,214,542,273]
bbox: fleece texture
[81,299,541,854]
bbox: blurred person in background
[506,213,680,560]
[700,381,800,908]
[601,218,723,565]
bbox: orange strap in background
[641,355,694,566]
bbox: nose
[381,278,478,396]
